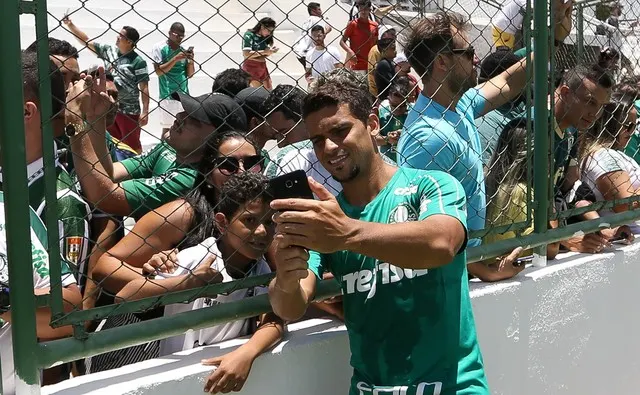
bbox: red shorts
[242,59,270,83]
[108,112,142,153]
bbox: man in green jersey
[268,79,488,394]
[152,22,195,138]
[64,17,150,153]
[11,51,92,283]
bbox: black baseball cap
[234,87,270,120]
[171,91,247,132]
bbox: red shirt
[344,19,378,71]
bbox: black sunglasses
[448,45,476,60]
[213,155,263,175]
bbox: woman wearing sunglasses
[578,88,640,233]
[93,129,264,298]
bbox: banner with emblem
[65,236,83,268]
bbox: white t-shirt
[581,148,640,232]
[264,140,343,196]
[157,237,271,356]
[0,199,76,395]
[305,46,342,78]
[492,0,527,34]
[292,16,327,58]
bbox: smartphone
[609,232,630,245]
[514,255,534,267]
[268,170,314,200]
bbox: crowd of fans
[3,0,640,393]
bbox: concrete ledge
[44,240,640,395]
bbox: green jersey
[242,31,270,51]
[378,100,411,163]
[120,141,199,219]
[0,158,89,281]
[151,41,190,100]
[94,43,150,115]
[308,167,488,395]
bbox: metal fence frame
[4,0,640,392]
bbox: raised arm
[62,16,97,53]
[66,72,135,215]
[478,0,573,115]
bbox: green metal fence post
[532,0,551,266]
[577,4,585,63]
[0,1,42,393]
[34,0,65,319]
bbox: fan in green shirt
[268,79,488,395]
[67,71,248,220]
[377,79,414,163]
[151,22,194,101]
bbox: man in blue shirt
[397,10,572,276]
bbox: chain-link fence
[4,0,640,392]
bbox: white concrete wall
[43,241,640,395]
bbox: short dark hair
[309,68,368,92]
[21,51,66,117]
[378,37,395,52]
[561,63,615,91]
[308,2,321,14]
[212,68,251,97]
[263,84,306,122]
[181,130,258,249]
[217,171,271,219]
[404,12,467,77]
[122,26,140,44]
[388,76,413,99]
[26,37,79,59]
[310,24,325,34]
[479,49,521,83]
[170,22,185,33]
[303,79,373,124]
